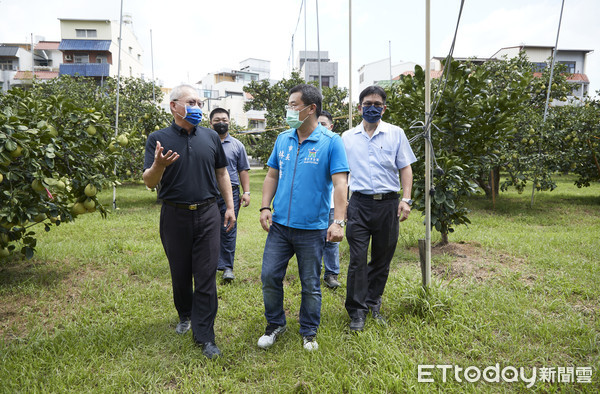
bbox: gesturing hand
[154,141,179,168]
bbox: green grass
[1,171,598,392]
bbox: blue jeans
[322,208,340,277]
[261,222,326,337]
[217,188,240,270]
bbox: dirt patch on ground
[0,260,105,340]
[411,241,533,283]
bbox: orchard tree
[32,75,171,181]
[547,98,600,187]
[0,75,170,258]
[497,57,571,195]
[386,58,529,244]
[0,88,116,258]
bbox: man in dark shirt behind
[143,84,236,359]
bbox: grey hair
[170,84,199,102]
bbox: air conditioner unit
[65,55,72,61]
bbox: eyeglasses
[174,99,204,108]
[285,104,310,112]
[361,101,385,108]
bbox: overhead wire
[409,0,466,184]
[287,0,306,74]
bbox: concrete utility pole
[348,0,353,128]
[150,29,156,103]
[422,0,432,288]
[113,0,124,210]
[316,0,322,92]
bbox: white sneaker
[303,336,319,351]
[257,324,286,349]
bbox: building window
[74,54,89,63]
[225,91,244,98]
[558,61,576,74]
[532,62,546,73]
[249,119,265,129]
[0,60,14,71]
[137,54,141,61]
[96,55,107,64]
[129,66,133,77]
[128,47,133,54]
[359,73,364,83]
[76,29,97,38]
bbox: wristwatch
[333,219,346,227]
[243,192,251,195]
[401,198,413,206]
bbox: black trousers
[159,202,220,343]
[345,193,399,319]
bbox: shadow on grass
[468,192,600,216]
[0,257,71,291]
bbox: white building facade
[197,58,270,130]
[58,16,143,80]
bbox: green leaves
[0,75,168,258]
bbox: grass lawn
[1,170,598,392]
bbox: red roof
[533,72,589,83]
[400,70,444,79]
[14,71,59,80]
[35,41,60,50]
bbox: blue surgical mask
[175,102,203,126]
[286,105,309,129]
[183,105,202,126]
[361,105,383,124]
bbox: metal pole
[531,0,565,207]
[423,0,432,288]
[348,0,352,128]
[389,40,392,81]
[113,0,124,210]
[31,34,35,73]
[316,0,322,91]
[150,29,155,103]
[304,0,307,70]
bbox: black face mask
[213,122,229,135]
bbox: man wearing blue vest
[257,84,349,351]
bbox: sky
[1,0,598,100]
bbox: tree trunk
[440,232,449,246]
[476,166,500,198]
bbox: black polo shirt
[144,122,228,204]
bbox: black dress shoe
[175,319,191,334]
[349,317,366,331]
[223,268,235,282]
[371,310,387,325]
[201,342,222,359]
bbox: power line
[287,0,305,73]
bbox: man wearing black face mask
[342,85,416,332]
[209,108,251,283]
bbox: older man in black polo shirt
[143,84,236,359]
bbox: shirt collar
[355,120,387,136]
[292,123,324,142]
[171,121,197,136]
